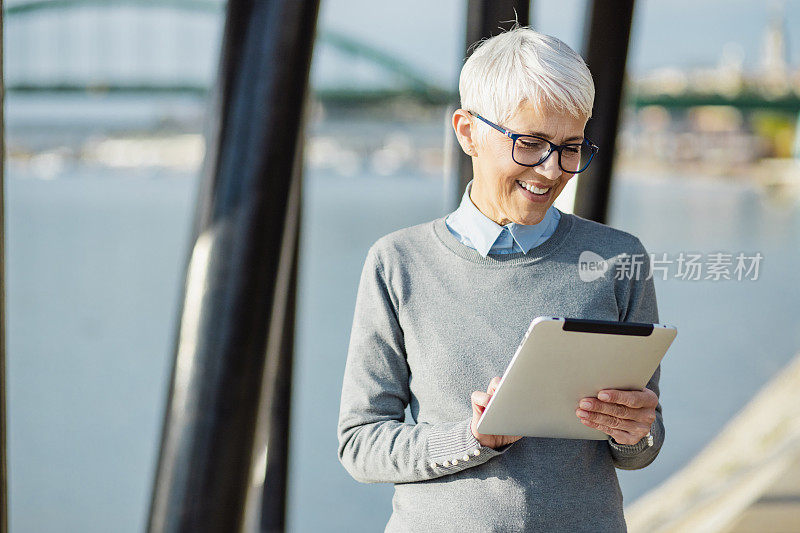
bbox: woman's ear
[452,109,477,156]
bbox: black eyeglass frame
[466,110,599,174]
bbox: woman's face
[460,101,589,226]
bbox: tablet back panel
[476,317,676,440]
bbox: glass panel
[607,0,800,506]
[5,3,226,532]
[290,1,466,531]
[538,0,800,519]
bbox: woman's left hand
[575,387,657,445]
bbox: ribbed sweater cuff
[608,419,662,456]
[426,417,515,473]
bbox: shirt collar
[446,179,560,258]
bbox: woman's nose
[535,150,562,181]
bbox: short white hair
[459,24,595,143]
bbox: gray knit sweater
[337,210,664,532]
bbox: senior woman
[337,26,663,532]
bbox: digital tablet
[475,316,677,440]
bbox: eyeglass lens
[512,137,592,173]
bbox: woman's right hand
[470,376,524,449]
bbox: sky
[316,0,800,89]
[3,0,798,92]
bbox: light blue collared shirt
[444,179,561,258]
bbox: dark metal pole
[252,93,306,533]
[573,0,636,223]
[0,2,7,531]
[147,0,319,531]
[456,0,531,203]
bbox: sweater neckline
[431,207,575,266]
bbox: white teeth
[517,180,550,195]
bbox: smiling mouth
[516,179,552,195]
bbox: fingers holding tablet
[471,376,524,450]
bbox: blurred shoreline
[6,94,800,207]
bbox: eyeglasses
[467,110,599,174]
